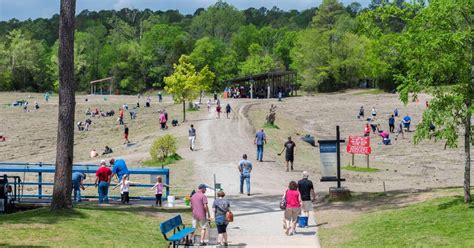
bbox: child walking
[123,124,130,144]
[151,176,169,207]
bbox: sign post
[318,126,350,199]
[346,136,372,168]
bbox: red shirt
[96,166,112,182]
[285,189,301,208]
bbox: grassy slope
[0,205,191,247]
[319,196,474,247]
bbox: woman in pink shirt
[159,111,167,130]
[284,181,302,235]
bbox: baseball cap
[198,184,207,190]
[100,159,106,164]
[302,171,309,178]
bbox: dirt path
[180,99,320,247]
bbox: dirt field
[1,90,471,196]
[0,92,199,197]
[246,90,473,193]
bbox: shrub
[150,134,178,161]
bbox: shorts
[301,201,313,212]
[285,154,294,162]
[124,133,128,139]
[216,224,228,234]
[192,218,209,229]
[284,208,301,222]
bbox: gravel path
[180,99,319,247]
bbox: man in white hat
[95,159,112,203]
[298,171,316,217]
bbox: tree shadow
[0,207,87,225]
[0,244,48,248]
[437,196,464,210]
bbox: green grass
[143,153,182,167]
[342,165,380,172]
[263,122,280,129]
[0,204,191,247]
[320,196,474,247]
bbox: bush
[150,134,178,161]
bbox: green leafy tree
[396,0,473,203]
[191,1,244,41]
[239,43,281,76]
[164,55,215,121]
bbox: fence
[0,162,170,200]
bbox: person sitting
[90,149,99,158]
[77,121,84,131]
[402,115,412,132]
[85,119,93,131]
[172,119,179,127]
[102,146,113,155]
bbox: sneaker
[291,166,294,171]
[199,241,207,246]
[247,193,251,196]
[223,242,228,246]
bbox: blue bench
[160,215,195,248]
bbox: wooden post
[366,155,370,168]
[352,154,355,166]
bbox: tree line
[0,0,431,94]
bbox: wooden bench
[160,215,195,248]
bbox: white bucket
[167,195,175,207]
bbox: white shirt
[121,180,130,194]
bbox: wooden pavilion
[224,71,297,99]
[90,77,114,95]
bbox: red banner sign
[347,136,371,155]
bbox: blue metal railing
[0,162,170,200]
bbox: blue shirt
[239,159,253,176]
[112,159,129,180]
[72,172,84,182]
[403,116,411,123]
[389,117,395,125]
[255,131,266,145]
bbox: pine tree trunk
[464,104,472,203]
[183,100,186,122]
[51,0,76,210]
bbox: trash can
[297,215,308,227]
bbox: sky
[0,0,370,21]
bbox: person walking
[358,106,364,119]
[283,181,302,236]
[213,191,231,246]
[238,154,253,196]
[159,111,167,130]
[225,103,232,119]
[207,99,211,113]
[119,108,124,125]
[298,171,316,217]
[278,136,296,172]
[216,104,222,119]
[123,124,130,144]
[72,172,86,202]
[95,160,112,204]
[189,124,196,151]
[254,129,267,162]
[191,184,211,246]
[389,115,395,133]
[158,91,163,102]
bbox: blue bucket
[297,215,308,227]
